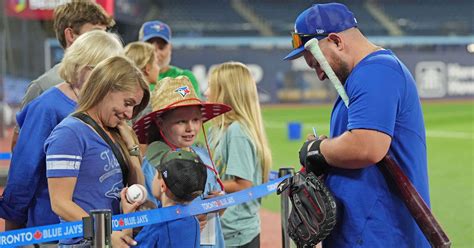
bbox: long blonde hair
[208,62,272,182]
[75,56,150,174]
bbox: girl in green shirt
[205,62,272,247]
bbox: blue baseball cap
[139,20,172,43]
[284,3,357,60]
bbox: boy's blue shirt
[134,215,200,247]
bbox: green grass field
[260,101,474,247]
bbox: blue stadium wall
[170,37,474,103]
[6,36,474,106]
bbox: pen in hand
[312,127,318,140]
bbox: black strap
[72,112,129,186]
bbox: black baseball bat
[377,155,451,248]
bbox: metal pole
[279,167,294,248]
[90,209,112,248]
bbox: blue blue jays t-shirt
[325,50,430,248]
[45,116,123,244]
[134,216,200,247]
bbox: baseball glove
[277,171,337,248]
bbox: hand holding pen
[300,127,329,175]
[307,126,327,141]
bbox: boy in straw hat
[133,76,231,247]
[129,150,207,247]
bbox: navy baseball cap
[139,20,172,43]
[284,3,358,60]
[157,150,207,202]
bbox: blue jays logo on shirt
[175,86,191,98]
[105,180,123,200]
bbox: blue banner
[0,175,289,247]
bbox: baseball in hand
[126,184,147,204]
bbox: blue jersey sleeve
[45,125,84,178]
[347,63,405,137]
[0,101,61,223]
[134,224,163,247]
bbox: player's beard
[328,50,351,85]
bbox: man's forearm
[320,129,391,169]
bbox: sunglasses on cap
[291,32,329,49]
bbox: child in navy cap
[131,150,207,247]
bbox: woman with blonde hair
[205,61,272,248]
[0,30,123,230]
[125,41,160,122]
[46,55,149,247]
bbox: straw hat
[133,76,232,144]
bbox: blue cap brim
[283,46,305,60]
[142,34,170,43]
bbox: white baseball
[126,184,147,204]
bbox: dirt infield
[261,209,283,247]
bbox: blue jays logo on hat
[152,24,165,32]
[175,86,191,98]
[284,3,358,60]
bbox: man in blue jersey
[284,3,430,248]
